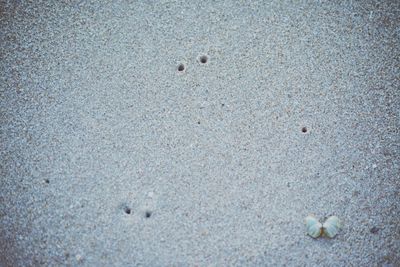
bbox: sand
[1,0,399,266]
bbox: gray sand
[1,0,399,266]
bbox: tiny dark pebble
[370,227,379,234]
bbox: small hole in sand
[177,63,185,72]
[145,211,152,218]
[199,55,208,64]
[44,179,50,184]
[301,127,307,133]
[124,207,132,215]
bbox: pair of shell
[305,215,341,238]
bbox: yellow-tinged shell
[322,216,341,238]
[305,215,322,238]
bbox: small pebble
[370,227,379,234]
[76,254,83,262]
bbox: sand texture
[1,0,399,266]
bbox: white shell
[305,215,322,238]
[322,216,341,238]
